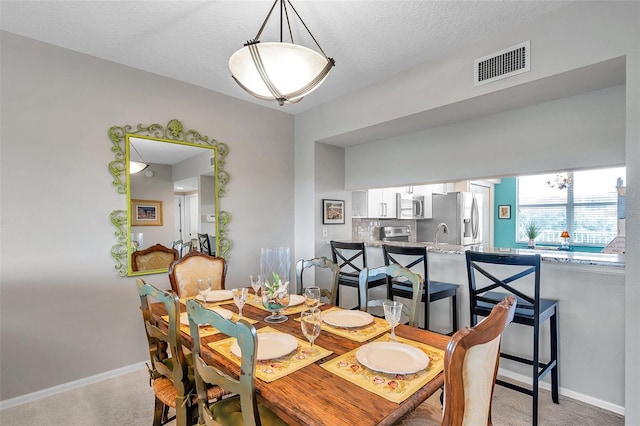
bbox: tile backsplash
[352,219,418,242]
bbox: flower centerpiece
[525,220,540,249]
[260,272,290,323]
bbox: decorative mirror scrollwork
[108,119,231,277]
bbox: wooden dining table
[151,295,450,426]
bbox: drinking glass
[197,278,209,301]
[261,279,290,323]
[304,286,321,309]
[300,308,322,350]
[233,288,249,320]
[250,274,263,298]
[383,301,403,341]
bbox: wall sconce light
[560,231,570,250]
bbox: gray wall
[294,1,639,421]
[0,32,294,400]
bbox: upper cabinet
[367,187,397,218]
[352,190,368,218]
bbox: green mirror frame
[108,119,231,277]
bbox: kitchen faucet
[435,222,449,248]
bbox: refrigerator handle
[471,196,479,239]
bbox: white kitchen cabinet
[367,188,397,218]
[431,182,455,194]
[351,190,368,218]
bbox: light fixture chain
[286,0,329,58]
[254,0,279,41]
[283,0,294,44]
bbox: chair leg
[451,293,458,333]
[532,320,540,426]
[551,309,560,404]
[424,299,430,331]
[153,397,164,426]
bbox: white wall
[294,1,639,420]
[0,32,294,400]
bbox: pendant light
[229,0,335,106]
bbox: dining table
[151,291,450,426]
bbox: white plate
[230,332,298,360]
[180,308,233,325]
[322,310,373,328]
[356,342,429,375]
[288,294,305,307]
[196,290,233,302]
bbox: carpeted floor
[0,367,624,426]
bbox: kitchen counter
[342,239,625,267]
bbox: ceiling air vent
[474,41,530,86]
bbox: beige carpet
[0,368,623,426]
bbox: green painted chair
[186,299,288,426]
[358,264,423,327]
[137,279,228,426]
[295,256,340,304]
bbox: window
[517,167,625,246]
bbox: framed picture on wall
[322,199,345,224]
[131,199,163,226]
[498,204,511,219]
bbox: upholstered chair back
[169,252,227,298]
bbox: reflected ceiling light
[229,0,335,106]
[129,161,149,174]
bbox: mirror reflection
[108,119,230,277]
[127,136,217,275]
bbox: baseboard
[497,367,625,416]
[0,361,147,410]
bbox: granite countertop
[346,240,625,268]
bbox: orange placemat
[245,293,322,316]
[207,326,332,383]
[311,307,391,342]
[320,334,444,404]
[162,313,257,338]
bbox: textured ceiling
[1,0,572,115]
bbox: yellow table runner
[312,307,391,342]
[179,296,234,307]
[208,326,332,383]
[320,334,445,404]
[245,294,322,316]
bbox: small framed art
[322,199,345,224]
[131,199,163,226]
[498,204,511,219]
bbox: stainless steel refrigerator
[417,192,483,245]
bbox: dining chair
[441,295,517,425]
[330,241,387,309]
[382,244,459,334]
[466,251,559,426]
[357,264,422,327]
[295,257,340,304]
[137,279,228,426]
[169,251,227,298]
[186,300,288,426]
[171,240,192,259]
[131,243,179,272]
[198,233,213,256]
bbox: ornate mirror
[108,119,230,277]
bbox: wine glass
[383,301,403,341]
[197,278,209,301]
[261,279,290,323]
[304,286,321,309]
[250,274,263,298]
[233,288,249,320]
[300,308,322,350]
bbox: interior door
[174,195,185,241]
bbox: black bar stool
[382,244,459,334]
[466,251,559,426]
[329,241,386,309]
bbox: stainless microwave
[396,194,425,219]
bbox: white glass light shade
[229,42,332,104]
[129,161,149,174]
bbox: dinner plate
[180,307,233,325]
[322,310,373,328]
[230,332,298,360]
[356,342,429,375]
[196,290,233,302]
[288,294,305,307]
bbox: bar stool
[382,244,459,334]
[466,251,559,426]
[330,241,386,309]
